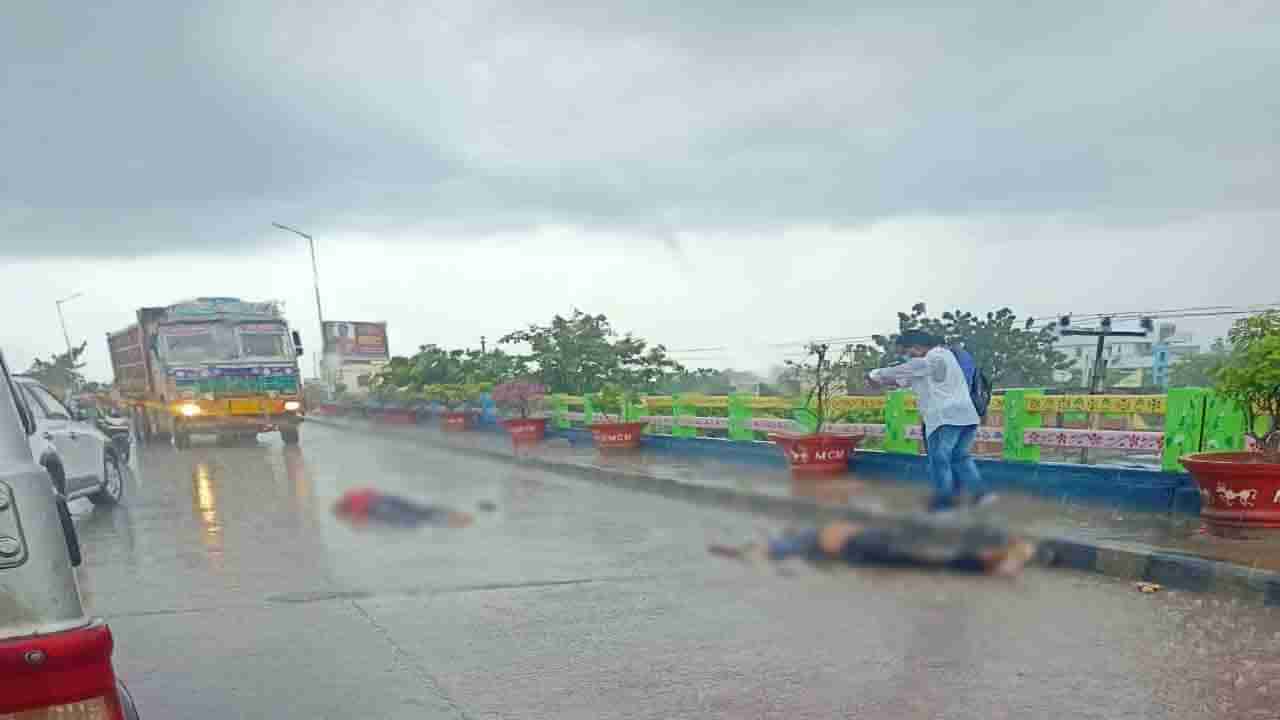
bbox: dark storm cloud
[2,1,1277,258]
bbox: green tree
[1228,311,1280,347]
[843,344,887,393]
[849,303,1070,388]
[1216,312,1280,454]
[499,309,682,394]
[1168,338,1228,388]
[657,367,736,395]
[26,341,88,397]
[375,344,530,392]
[458,348,528,385]
[407,345,465,386]
[374,355,416,390]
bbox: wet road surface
[73,423,1280,719]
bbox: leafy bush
[589,384,632,423]
[1216,311,1280,455]
[422,383,490,411]
[784,343,854,434]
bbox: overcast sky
[3,2,1277,380]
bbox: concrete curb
[309,416,1280,607]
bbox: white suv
[2,353,139,718]
[14,377,125,505]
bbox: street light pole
[55,292,83,358]
[54,292,84,396]
[272,223,328,390]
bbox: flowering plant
[492,381,547,419]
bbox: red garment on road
[335,488,379,519]
[333,488,457,527]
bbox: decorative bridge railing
[538,388,1247,472]
[330,387,1249,472]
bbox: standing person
[868,330,993,511]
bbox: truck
[107,297,306,448]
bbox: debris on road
[1135,582,1163,594]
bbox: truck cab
[115,298,306,448]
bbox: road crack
[265,574,651,605]
[349,598,474,720]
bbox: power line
[1044,302,1280,326]
[700,302,1280,355]
[766,334,879,349]
[665,346,731,354]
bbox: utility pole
[1058,316,1153,393]
[272,223,327,392]
[480,336,487,354]
[1057,315,1153,463]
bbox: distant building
[1054,323,1199,387]
[321,321,390,395]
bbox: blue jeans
[926,424,985,510]
[768,529,823,561]
[766,526,992,572]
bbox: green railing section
[1002,388,1043,464]
[727,393,754,442]
[881,390,920,456]
[672,394,697,438]
[540,389,1246,472]
[1162,388,1207,472]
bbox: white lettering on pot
[1216,482,1257,507]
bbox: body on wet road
[70,423,1280,719]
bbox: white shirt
[869,346,979,431]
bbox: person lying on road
[334,488,475,528]
[710,521,1036,576]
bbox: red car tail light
[0,623,126,719]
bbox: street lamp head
[272,222,312,240]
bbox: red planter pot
[375,408,417,425]
[501,417,548,447]
[1182,452,1280,534]
[770,432,859,475]
[588,422,646,451]
[442,412,471,432]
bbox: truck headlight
[179,403,203,417]
[284,401,301,411]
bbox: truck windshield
[238,324,291,359]
[160,324,237,363]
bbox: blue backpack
[949,347,992,418]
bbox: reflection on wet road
[71,423,1280,719]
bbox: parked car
[0,352,139,718]
[13,376,125,505]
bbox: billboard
[323,321,389,361]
